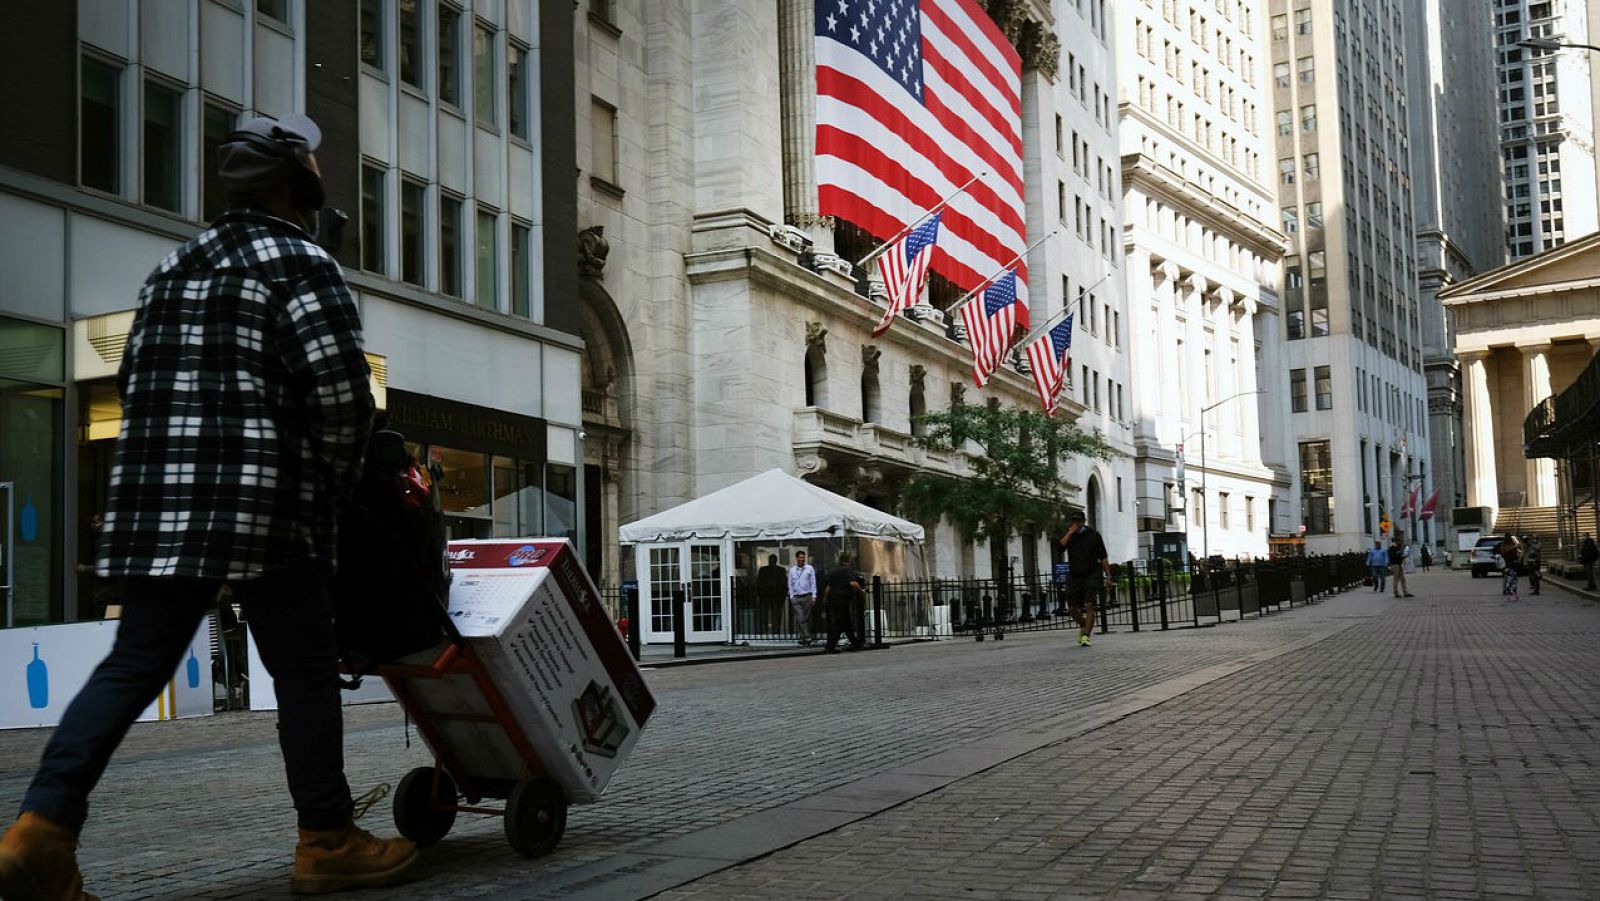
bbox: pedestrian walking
[1582,534,1598,590]
[1366,541,1389,593]
[1498,536,1522,601]
[1388,535,1414,598]
[822,554,866,652]
[1058,511,1110,647]
[1420,545,1433,572]
[0,114,415,901]
[786,550,817,647]
[1525,538,1543,596]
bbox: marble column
[1461,350,1499,510]
[1520,343,1557,506]
[777,0,833,249]
[1237,299,1262,466]
[1153,261,1183,445]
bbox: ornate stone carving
[862,344,882,375]
[909,364,926,388]
[578,225,609,278]
[806,321,828,350]
[795,452,829,476]
[1025,28,1061,81]
[785,212,836,230]
[951,383,966,406]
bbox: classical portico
[1440,233,1600,542]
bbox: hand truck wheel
[393,766,458,846]
[504,776,566,857]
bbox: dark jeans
[824,593,864,650]
[21,560,353,832]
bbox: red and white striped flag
[816,0,1028,305]
[874,211,943,336]
[959,269,1022,386]
[1024,314,1075,415]
[1418,488,1440,520]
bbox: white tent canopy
[618,469,925,545]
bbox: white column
[1520,343,1557,506]
[1461,351,1499,510]
[1237,300,1262,465]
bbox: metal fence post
[1127,562,1141,633]
[672,586,687,659]
[625,584,642,661]
[872,575,885,649]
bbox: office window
[1299,440,1333,534]
[1295,8,1312,34]
[360,164,385,273]
[1290,368,1307,412]
[400,0,423,87]
[257,0,289,21]
[1307,201,1324,229]
[1245,497,1255,532]
[360,0,384,70]
[201,104,238,222]
[592,99,618,185]
[400,179,426,287]
[1282,207,1299,233]
[1304,152,1320,180]
[474,22,496,127]
[440,194,463,296]
[1271,13,1287,39]
[1276,110,1293,135]
[1219,493,1230,529]
[80,56,121,193]
[1301,104,1317,131]
[512,222,531,317]
[476,209,498,310]
[509,43,530,140]
[439,6,462,105]
[1274,62,1290,88]
[1314,366,1332,409]
[143,81,183,212]
[1280,157,1296,184]
[1297,56,1314,83]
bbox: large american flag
[959,270,1022,386]
[816,0,1028,306]
[1024,314,1075,415]
[874,211,943,336]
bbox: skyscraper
[1267,0,1430,552]
[1119,0,1289,560]
[1407,0,1506,547]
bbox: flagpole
[946,230,1058,314]
[1018,268,1115,346]
[854,171,987,269]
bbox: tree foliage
[900,401,1114,544]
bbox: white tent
[619,469,923,644]
[618,468,925,544]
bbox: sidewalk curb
[639,642,904,669]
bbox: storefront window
[0,318,66,626]
[546,464,577,541]
[433,446,491,539]
[491,455,543,537]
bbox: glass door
[643,545,681,644]
[686,543,726,641]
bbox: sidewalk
[6,572,1569,900]
[655,569,1600,901]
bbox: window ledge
[588,11,622,39]
[590,175,625,199]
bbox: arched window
[804,331,827,408]
[909,379,927,436]
[1087,475,1103,529]
[861,345,881,423]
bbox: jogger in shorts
[1058,511,1111,647]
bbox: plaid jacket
[98,210,374,581]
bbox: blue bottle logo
[26,643,48,710]
[186,647,201,689]
[19,497,38,543]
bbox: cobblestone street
[3,570,1597,900]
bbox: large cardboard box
[400,539,654,803]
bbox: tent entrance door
[641,542,729,643]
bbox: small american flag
[874,211,943,336]
[959,269,1021,386]
[817,0,1027,305]
[1024,314,1075,415]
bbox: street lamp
[1198,389,1266,565]
[1517,36,1600,53]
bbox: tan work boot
[291,821,417,895]
[0,812,98,901]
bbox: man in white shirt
[787,550,818,646]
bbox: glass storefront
[419,444,558,541]
[0,317,66,627]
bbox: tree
[901,401,1113,585]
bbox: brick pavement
[0,576,1391,900]
[655,571,1600,901]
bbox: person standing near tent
[785,551,817,647]
[757,554,788,635]
[821,554,865,652]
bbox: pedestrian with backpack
[1388,535,1414,598]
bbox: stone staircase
[1493,506,1562,544]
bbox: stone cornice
[1120,151,1288,262]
